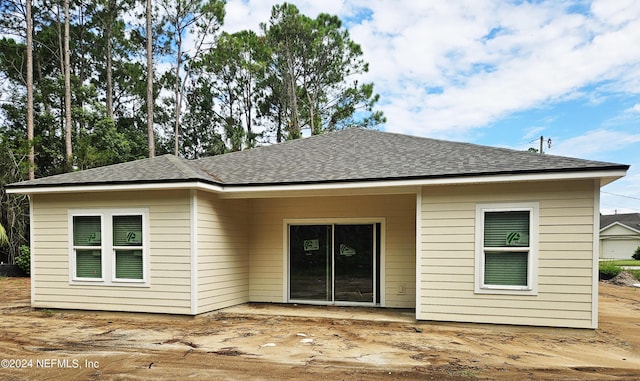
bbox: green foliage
[259,3,385,140]
[15,246,30,275]
[0,223,7,246]
[599,261,622,280]
[628,270,640,281]
[633,246,640,260]
[0,139,30,264]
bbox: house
[600,213,640,260]
[7,128,629,329]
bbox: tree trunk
[146,0,155,157]
[56,5,64,137]
[285,72,299,139]
[284,47,299,139]
[105,0,114,120]
[174,26,182,156]
[276,106,283,143]
[305,85,316,135]
[56,6,63,77]
[26,0,34,180]
[64,0,73,170]
[243,76,253,148]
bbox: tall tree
[187,30,265,155]
[104,0,115,120]
[158,0,225,156]
[262,3,304,139]
[146,0,155,157]
[63,0,72,170]
[262,3,385,139]
[26,0,34,179]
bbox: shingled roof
[600,213,640,232]
[7,128,629,189]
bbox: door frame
[283,218,386,307]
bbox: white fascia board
[6,169,627,197]
[6,181,224,195]
[220,169,628,198]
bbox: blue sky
[220,0,640,214]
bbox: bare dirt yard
[1,277,639,381]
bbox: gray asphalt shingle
[600,213,640,231]
[7,128,628,189]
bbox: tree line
[0,0,385,263]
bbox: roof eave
[7,167,627,197]
[5,178,225,195]
[219,168,628,198]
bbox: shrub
[15,246,30,275]
[633,246,640,260]
[599,261,621,280]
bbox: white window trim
[474,202,539,296]
[69,212,105,283]
[68,208,150,287]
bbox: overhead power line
[602,191,640,202]
[529,136,552,154]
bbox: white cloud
[551,129,640,159]
[629,103,640,113]
[336,1,640,138]
[223,0,349,33]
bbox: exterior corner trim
[592,180,600,329]
[415,186,422,319]
[190,190,199,315]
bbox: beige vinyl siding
[248,194,416,308]
[196,191,249,313]
[30,190,192,314]
[419,180,597,328]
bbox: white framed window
[475,202,538,295]
[69,209,149,286]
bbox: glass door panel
[289,225,332,301]
[334,224,374,303]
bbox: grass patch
[606,260,640,266]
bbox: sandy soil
[1,277,639,380]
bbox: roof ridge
[164,154,209,180]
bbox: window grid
[475,203,539,295]
[69,209,148,286]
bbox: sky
[217,0,640,215]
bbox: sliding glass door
[289,225,332,301]
[289,223,377,304]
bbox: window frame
[111,213,145,282]
[474,202,539,295]
[71,213,105,282]
[68,208,149,287]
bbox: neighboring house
[600,213,640,260]
[7,128,629,329]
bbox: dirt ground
[1,278,639,381]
